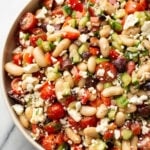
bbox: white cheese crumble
[141,21,150,40]
[107,70,114,78]
[129,95,148,104]
[88,87,96,94]
[114,129,120,140]
[123,14,138,30]
[67,109,82,122]
[78,34,89,43]
[96,118,109,135]
[75,102,81,111]
[46,24,55,33]
[97,69,105,76]
[12,104,24,115]
[79,71,88,78]
[55,0,64,5]
[36,7,47,19]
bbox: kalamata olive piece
[85,77,99,88]
[140,81,150,90]
[82,51,91,60]
[137,105,150,118]
[112,57,127,73]
[61,59,73,70]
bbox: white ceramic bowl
[1,0,43,149]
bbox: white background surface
[0,0,36,149]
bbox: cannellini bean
[99,37,110,57]
[5,62,24,76]
[96,104,108,118]
[96,82,104,92]
[120,35,136,47]
[33,47,48,67]
[52,38,71,57]
[142,39,150,51]
[80,106,96,116]
[122,140,131,150]
[63,71,74,88]
[83,127,99,138]
[115,112,126,127]
[65,128,81,144]
[77,78,86,88]
[102,86,124,97]
[25,106,33,121]
[23,63,40,74]
[55,78,64,100]
[122,27,140,35]
[47,32,62,41]
[125,104,137,113]
[19,114,29,128]
[131,136,138,150]
[77,62,87,71]
[89,93,97,101]
[84,136,92,146]
[87,56,96,73]
[99,25,111,38]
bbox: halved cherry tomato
[126,61,135,75]
[80,116,97,128]
[63,95,75,106]
[20,12,37,31]
[44,121,62,134]
[23,53,33,64]
[89,46,100,56]
[68,116,80,129]
[47,103,65,120]
[45,52,52,65]
[131,122,141,135]
[73,2,84,12]
[67,0,84,12]
[125,1,138,14]
[103,130,114,141]
[109,49,120,59]
[40,82,56,100]
[30,28,47,47]
[11,78,23,94]
[96,62,117,82]
[12,53,22,66]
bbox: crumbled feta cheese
[23,64,39,74]
[32,97,44,107]
[79,71,88,78]
[114,129,120,140]
[97,69,105,76]
[96,118,109,135]
[124,14,138,30]
[129,95,148,104]
[55,0,64,5]
[142,125,150,135]
[75,102,81,111]
[88,87,96,94]
[12,104,24,115]
[36,7,47,19]
[30,108,46,124]
[67,109,81,122]
[141,21,150,38]
[72,87,80,94]
[107,70,114,78]
[78,34,89,43]
[46,24,55,33]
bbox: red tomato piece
[109,49,120,59]
[126,61,135,75]
[67,0,80,8]
[68,116,80,129]
[11,78,23,94]
[80,116,97,128]
[103,130,114,141]
[137,0,148,11]
[51,6,63,15]
[20,12,37,31]
[96,62,117,82]
[40,82,56,100]
[23,53,33,64]
[88,7,95,16]
[89,47,100,56]
[80,89,90,104]
[12,53,22,66]
[101,95,111,106]
[131,122,141,135]
[47,103,65,120]
[90,98,103,107]
[45,52,52,65]
[125,1,138,14]
[73,2,84,12]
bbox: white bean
[47,32,62,41]
[5,62,24,76]
[120,35,136,47]
[99,25,111,38]
[115,112,126,127]
[99,37,110,57]
[65,128,81,144]
[137,64,150,79]
[77,78,86,88]
[23,63,40,74]
[19,114,29,128]
[77,62,87,71]
[96,82,104,92]
[25,106,33,121]
[52,38,71,57]
[125,104,137,113]
[102,86,124,97]
[87,56,96,73]
[142,39,150,51]
[122,27,140,35]
[55,78,64,101]
[122,140,131,150]
[131,136,138,150]
[96,104,108,118]
[63,71,74,88]
[83,127,99,138]
[80,106,96,116]
[33,47,48,67]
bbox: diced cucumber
[90,139,107,150]
[68,19,77,28]
[121,129,133,140]
[114,9,126,19]
[108,109,117,120]
[111,33,122,45]
[116,95,129,108]
[96,58,109,64]
[78,43,89,55]
[63,5,72,16]
[62,82,71,96]
[124,51,139,62]
[70,48,81,63]
[104,82,112,89]
[121,73,131,87]
[109,20,123,32]
[134,11,147,26]
[127,47,138,52]
[79,16,89,28]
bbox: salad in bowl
[3,0,150,149]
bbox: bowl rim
[0,0,44,149]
